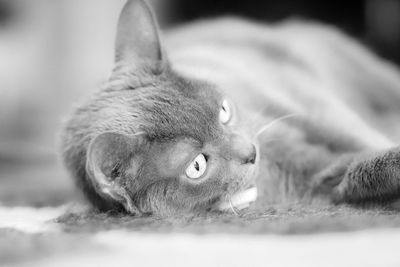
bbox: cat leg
[312,147,400,204]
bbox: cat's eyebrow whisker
[134,131,147,136]
[256,113,304,138]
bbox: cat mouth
[212,186,258,212]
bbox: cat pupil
[194,161,200,171]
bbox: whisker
[225,194,240,216]
[228,197,240,216]
[256,113,304,138]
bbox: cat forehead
[112,75,225,142]
[144,82,223,141]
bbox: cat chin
[211,164,259,212]
[212,186,258,212]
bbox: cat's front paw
[329,183,348,204]
[310,155,354,203]
[310,181,345,204]
[310,170,345,201]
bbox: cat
[60,0,400,217]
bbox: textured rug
[2,161,400,266]
[2,204,400,266]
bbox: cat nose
[230,134,257,165]
[243,144,257,164]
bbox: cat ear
[115,0,164,75]
[86,132,146,214]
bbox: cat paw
[310,171,350,205]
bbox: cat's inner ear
[115,0,164,75]
[86,132,146,214]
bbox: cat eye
[185,153,207,179]
[219,99,232,124]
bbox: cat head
[61,0,258,216]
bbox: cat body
[61,0,400,216]
[166,18,400,205]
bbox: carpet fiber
[2,161,400,266]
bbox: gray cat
[60,0,400,216]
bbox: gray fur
[61,0,400,216]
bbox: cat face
[128,97,257,215]
[64,0,258,216]
[85,74,258,216]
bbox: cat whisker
[228,197,240,216]
[256,113,304,138]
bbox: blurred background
[0,0,399,207]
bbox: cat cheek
[226,162,254,186]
